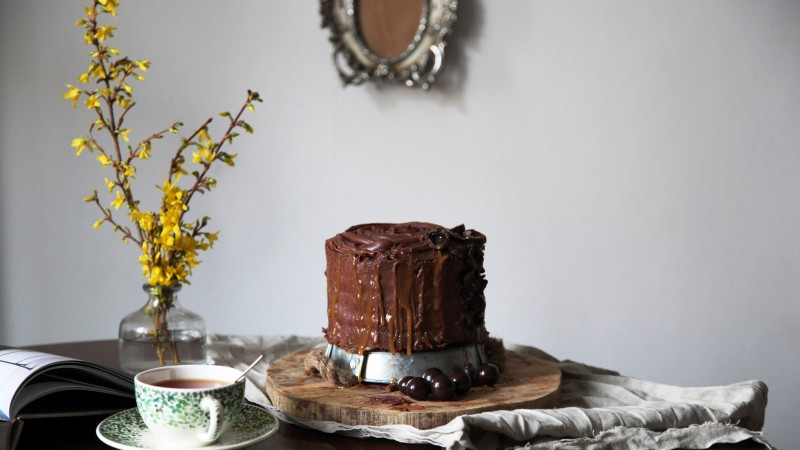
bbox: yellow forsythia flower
[138,212,155,231]
[63,85,82,108]
[94,25,116,42]
[91,65,105,80]
[111,190,125,210]
[198,128,210,142]
[148,266,164,286]
[71,137,88,156]
[85,95,100,109]
[206,231,220,248]
[192,148,214,164]
[159,206,183,239]
[135,60,151,72]
[160,180,186,210]
[140,141,151,159]
[123,164,136,178]
[99,0,119,16]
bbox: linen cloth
[207,334,772,450]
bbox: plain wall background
[1,1,797,447]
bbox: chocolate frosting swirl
[329,222,486,257]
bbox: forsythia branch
[65,0,261,287]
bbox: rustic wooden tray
[266,348,561,430]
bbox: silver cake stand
[325,343,488,384]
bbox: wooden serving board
[265,349,561,430]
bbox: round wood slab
[265,348,561,430]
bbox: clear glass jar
[118,284,208,374]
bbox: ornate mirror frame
[320,0,458,89]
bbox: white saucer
[96,404,278,450]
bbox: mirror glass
[356,0,425,59]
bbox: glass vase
[118,283,208,374]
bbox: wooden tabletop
[22,340,767,450]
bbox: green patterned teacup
[135,364,245,447]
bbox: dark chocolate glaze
[323,222,489,355]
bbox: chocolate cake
[323,222,489,356]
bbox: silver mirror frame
[320,0,458,89]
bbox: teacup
[134,365,245,447]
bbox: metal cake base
[325,343,488,384]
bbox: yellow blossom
[139,256,150,276]
[63,85,82,108]
[93,219,104,229]
[206,231,220,248]
[135,60,151,72]
[140,141,151,159]
[159,205,183,238]
[111,190,125,210]
[148,266,164,286]
[91,65,105,80]
[85,95,100,109]
[160,179,186,210]
[104,177,115,193]
[99,0,119,16]
[71,136,88,156]
[123,164,136,178]
[118,128,131,142]
[137,211,155,231]
[94,25,116,42]
[192,148,214,164]
[78,72,90,84]
[97,154,112,167]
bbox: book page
[0,349,72,421]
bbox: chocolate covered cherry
[398,375,414,394]
[405,377,430,400]
[423,367,444,383]
[431,374,456,401]
[477,363,500,386]
[450,369,472,396]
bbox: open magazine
[0,347,134,450]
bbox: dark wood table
[22,340,767,450]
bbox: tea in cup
[135,365,245,447]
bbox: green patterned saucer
[96,404,278,450]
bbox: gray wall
[1,1,797,447]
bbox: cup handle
[198,396,224,443]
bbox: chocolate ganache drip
[323,222,489,355]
